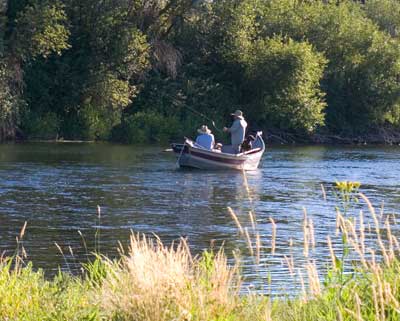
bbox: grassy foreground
[2,190,400,321]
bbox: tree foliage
[1,0,400,142]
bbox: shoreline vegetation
[10,127,400,146]
[3,185,400,320]
[2,1,400,144]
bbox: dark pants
[232,144,241,154]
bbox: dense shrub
[113,111,182,144]
[238,37,327,133]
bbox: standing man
[223,110,247,154]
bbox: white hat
[197,125,211,134]
[231,110,244,119]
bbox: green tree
[240,37,327,133]
[221,1,327,133]
[364,0,400,38]
[222,0,400,134]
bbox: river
[1,142,400,292]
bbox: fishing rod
[182,105,223,133]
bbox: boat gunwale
[183,134,265,160]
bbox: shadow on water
[1,142,400,292]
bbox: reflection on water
[1,143,400,292]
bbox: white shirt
[228,118,247,145]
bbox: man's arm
[228,120,240,133]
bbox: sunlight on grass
[2,183,400,320]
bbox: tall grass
[98,234,244,321]
[1,183,400,320]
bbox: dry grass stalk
[249,211,256,232]
[244,228,254,257]
[372,283,380,321]
[303,208,309,258]
[228,207,244,235]
[97,205,101,219]
[54,242,64,256]
[305,260,321,297]
[355,292,363,321]
[359,210,365,255]
[359,193,392,266]
[100,234,240,321]
[19,221,27,240]
[269,217,276,256]
[327,236,336,268]
[298,268,307,301]
[336,306,344,321]
[385,217,395,262]
[283,255,295,276]
[321,183,327,201]
[255,232,261,265]
[309,219,315,251]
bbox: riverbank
[2,193,400,321]
[6,125,400,146]
[265,127,400,145]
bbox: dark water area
[1,142,400,292]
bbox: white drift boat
[171,131,265,171]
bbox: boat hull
[172,132,265,171]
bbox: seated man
[195,125,215,150]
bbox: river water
[1,142,400,292]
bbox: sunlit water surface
[1,142,400,293]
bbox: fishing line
[182,105,223,133]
